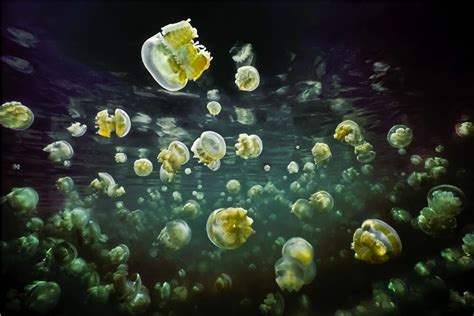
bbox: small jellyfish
[191,131,226,170]
[0,101,34,130]
[264,164,271,172]
[287,161,299,174]
[24,281,61,314]
[282,237,314,267]
[334,120,363,146]
[387,125,413,154]
[260,292,285,316]
[410,155,422,165]
[115,153,128,163]
[303,162,316,174]
[206,207,254,249]
[455,121,474,138]
[43,141,74,163]
[70,207,91,229]
[94,109,131,138]
[66,122,87,137]
[134,158,153,177]
[90,172,125,198]
[311,143,331,167]
[207,101,222,116]
[157,141,190,173]
[56,177,74,194]
[184,167,192,175]
[157,220,192,251]
[159,165,175,183]
[2,56,34,74]
[234,106,256,125]
[354,142,376,163]
[141,19,212,91]
[230,43,255,66]
[235,133,263,159]
[235,65,260,91]
[2,187,39,213]
[274,256,312,292]
[109,244,130,265]
[291,199,313,221]
[6,27,38,48]
[215,273,233,292]
[226,179,241,195]
[207,89,220,101]
[351,219,402,263]
[309,191,334,213]
[181,199,201,218]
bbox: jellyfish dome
[157,220,192,251]
[206,207,254,249]
[191,131,226,169]
[43,140,74,163]
[274,256,306,292]
[455,121,474,138]
[2,187,39,213]
[235,65,260,91]
[141,19,212,91]
[207,101,222,116]
[351,219,402,263]
[94,109,131,138]
[333,120,363,146]
[0,101,34,130]
[134,158,153,177]
[309,191,334,213]
[235,133,263,159]
[159,164,176,183]
[387,124,413,154]
[115,109,131,137]
[226,179,241,195]
[291,199,313,221]
[282,237,314,267]
[427,185,465,216]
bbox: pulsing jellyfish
[134,159,153,177]
[235,65,260,91]
[291,199,314,221]
[235,133,263,159]
[90,172,125,198]
[157,141,190,181]
[66,122,87,137]
[43,141,74,165]
[334,120,364,146]
[94,109,131,138]
[206,207,254,249]
[0,101,34,130]
[309,191,334,213]
[387,125,413,155]
[155,220,192,251]
[311,143,331,167]
[455,121,474,138]
[207,101,222,116]
[141,19,212,91]
[351,219,402,264]
[191,131,226,171]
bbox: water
[2,1,474,316]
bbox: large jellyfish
[309,190,334,213]
[141,19,212,91]
[351,219,402,263]
[157,220,192,251]
[274,257,306,292]
[235,133,263,159]
[235,65,260,91]
[206,207,254,249]
[94,109,131,138]
[311,142,331,167]
[0,101,34,130]
[2,187,39,213]
[43,141,74,164]
[191,131,226,170]
[387,124,413,155]
[333,120,363,146]
[134,158,153,177]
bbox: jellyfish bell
[387,125,413,154]
[160,164,175,183]
[70,207,91,229]
[235,65,260,91]
[2,187,39,213]
[134,158,153,177]
[291,199,313,221]
[206,207,254,249]
[0,101,35,130]
[157,220,192,251]
[309,191,334,213]
[311,143,332,167]
[281,237,314,267]
[200,131,226,160]
[115,109,131,137]
[455,121,474,138]
[43,140,74,163]
[334,120,363,146]
[235,133,263,159]
[427,184,465,216]
[207,101,222,116]
[66,122,87,137]
[274,256,306,292]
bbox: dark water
[2,1,474,316]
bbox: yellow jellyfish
[387,125,413,154]
[94,109,131,138]
[0,101,34,130]
[157,141,190,173]
[226,179,241,195]
[90,172,125,197]
[157,219,192,251]
[43,140,74,163]
[141,19,212,91]
[282,237,314,267]
[66,122,87,137]
[181,199,201,218]
[235,133,263,159]
[191,131,226,170]
[291,199,313,221]
[309,190,334,213]
[351,219,402,263]
[235,65,260,91]
[206,207,254,249]
[215,273,233,292]
[159,165,176,183]
[206,101,221,116]
[334,120,364,146]
[274,257,305,292]
[311,143,331,167]
[115,153,127,163]
[455,121,474,138]
[134,158,153,177]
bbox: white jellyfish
[235,65,260,91]
[207,101,222,116]
[66,122,87,137]
[387,124,413,155]
[43,140,74,164]
[115,153,128,163]
[134,158,153,177]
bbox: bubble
[184,167,192,175]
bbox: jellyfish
[141,19,212,91]
[70,207,90,229]
[410,155,422,165]
[159,165,176,183]
[235,133,263,159]
[2,56,34,74]
[2,187,39,213]
[24,281,61,314]
[274,257,306,292]
[134,158,153,177]
[387,125,413,154]
[207,89,220,101]
[230,43,255,67]
[181,199,201,218]
[235,65,260,91]
[234,106,256,125]
[351,219,402,263]
[260,292,285,316]
[157,220,192,251]
[334,120,364,146]
[109,244,130,265]
[311,142,331,167]
[287,161,299,174]
[264,164,271,172]
[157,141,190,174]
[291,199,313,221]
[206,207,254,249]
[55,177,74,194]
[282,237,314,267]
[90,172,125,198]
[43,140,74,164]
[309,190,334,213]
[455,121,474,138]
[207,101,222,116]
[354,142,376,163]
[6,27,38,48]
[191,131,226,170]
[94,108,131,138]
[226,179,241,195]
[215,273,233,292]
[0,101,34,130]
[115,152,128,163]
[66,122,87,137]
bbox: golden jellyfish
[157,141,190,173]
[94,109,131,138]
[354,141,376,163]
[66,122,87,137]
[455,121,474,138]
[90,172,125,198]
[387,124,413,155]
[0,101,34,130]
[274,257,306,292]
[287,161,299,174]
[159,164,176,183]
[226,179,241,195]
[309,190,334,213]
[282,237,314,267]
[206,207,254,249]
[311,143,331,167]
[134,158,153,177]
[191,131,226,170]
[235,65,260,91]
[333,120,363,146]
[235,133,263,159]
[207,101,221,116]
[157,219,192,251]
[351,219,402,264]
[291,199,313,221]
[43,140,74,164]
[141,19,212,91]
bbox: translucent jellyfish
[181,199,201,218]
[387,125,413,154]
[56,177,74,194]
[274,257,307,292]
[235,65,260,91]
[207,101,221,116]
[230,43,255,67]
[90,172,125,198]
[157,220,192,251]
[43,140,74,163]
[207,89,220,101]
[94,108,131,138]
[24,281,61,314]
[191,131,226,170]
[234,106,256,125]
[109,244,130,265]
[282,237,314,267]
[0,101,34,130]
[351,219,402,263]
[215,273,233,292]
[226,179,241,195]
[66,122,87,137]
[291,199,313,221]
[235,133,263,159]
[115,153,128,163]
[260,292,285,316]
[70,207,90,229]
[6,27,38,48]
[309,190,334,213]
[159,165,176,183]
[354,142,376,163]
[157,141,190,173]
[264,164,271,172]
[206,207,254,249]
[311,143,331,167]
[410,155,422,165]
[303,162,316,174]
[2,187,39,213]
[455,121,474,138]
[134,158,153,177]
[287,161,299,174]
[141,19,212,91]
[2,56,34,74]
[333,120,363,146]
